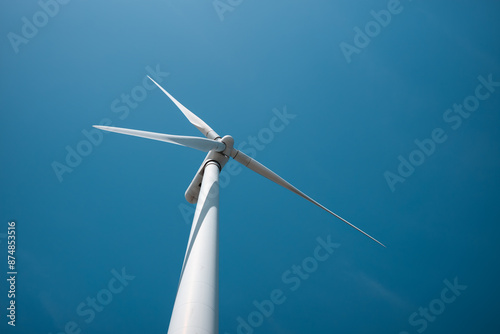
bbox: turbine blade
[231,150,385,247]
[147,76,220,140]
[93,126,225,152]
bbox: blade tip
[147,75,158,85]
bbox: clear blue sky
[1,1,499,333]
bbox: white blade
[147,76,220,140]
[93,126,225,152]
[231,150,385,247]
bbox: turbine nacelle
[220,135,234,157]
[185,135,234,204]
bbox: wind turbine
[94,76,385,334]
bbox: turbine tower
[94,77,385,334]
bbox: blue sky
[1,0,499,333]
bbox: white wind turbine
[94,77,385,334]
